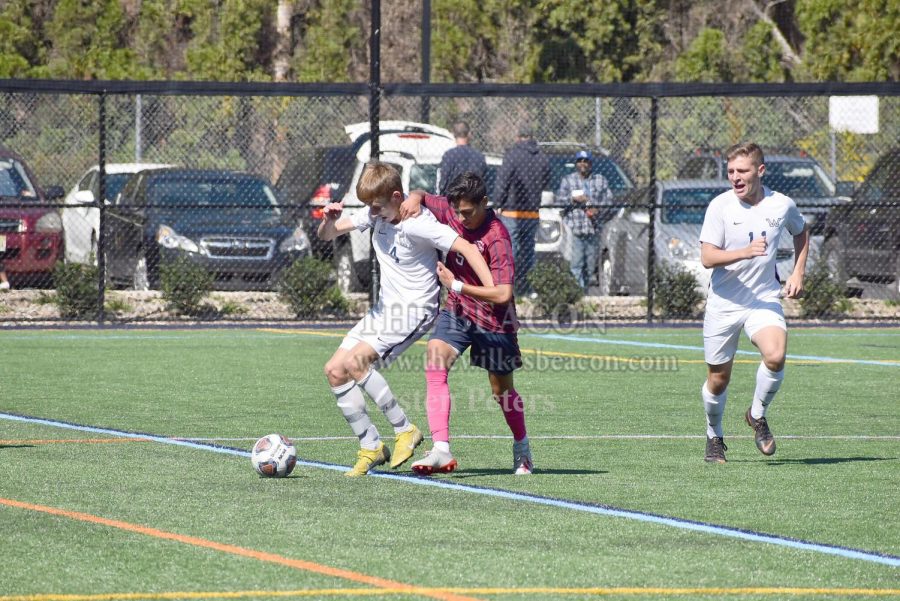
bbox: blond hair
[725,142,764,167]
[356,161,402,206]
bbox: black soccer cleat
[704,436,728,463]
[746,408,776,456]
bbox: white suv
[62,162,171,264]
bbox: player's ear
[757,163,766,177]
[481,195,489,207]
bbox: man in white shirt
[698,142,810,463]
[318,161,495,476]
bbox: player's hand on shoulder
[400,192,424,220]
[322,202,343,219]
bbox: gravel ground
[1,290,897,325]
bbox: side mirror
[628,210,650,225]
[73,190,95,204]
[44,185,66,200]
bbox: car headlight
[666,237,699,260]
[157,225,204,254]
[279,226,311,253]
[537,220,561,244]
[35,211,63,232]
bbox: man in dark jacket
[494,125,551,294]
[438,121,487,196]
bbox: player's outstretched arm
[783,226,810,299]
[317,202,357,241]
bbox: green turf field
[1,326,898,600]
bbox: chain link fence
[0,82,897,323]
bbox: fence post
[646,96,658,323]
[420,0,431,123]
[368,0,382,305]
[96,91,107,325]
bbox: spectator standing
[438,121,487,196]
[494,125,551,295]
[0,266,9,291]
[555,150,613,289]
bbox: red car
[0,147,65,287]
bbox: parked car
[105,168,310,290]
[821,148,900,299]
[0,147,65,287]
[278,120,507,294]
[678,150,844,235]
[599,179,801,296]
[535,143,636,282]
[62,162,172,265]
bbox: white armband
[451,280,464,293]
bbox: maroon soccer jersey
[424,194,519,333]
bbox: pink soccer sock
[498,389,527,441]
[425,367,451,443]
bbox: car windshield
[662,188,725,224]
[762,161,835,197]
[103,173,133,202]
[0,159,38,200]
[148,176,280,212]
[549,155,633,195]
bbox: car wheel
[822,237,849,296]
[599,252,612,296]
[132,255,150,291]
[335,243,360,294]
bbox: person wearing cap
[438,121,487,196]
[555,150,613,289]
[494,125,551,295]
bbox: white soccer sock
[433,441,451,454]
[751,363,784,419]
[702,381,727,439]
[332,381,380,450]
[359,368,411,434]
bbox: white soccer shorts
[339,307,436,368]
[703,300,786,365]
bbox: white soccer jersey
[699,187,805,311]
[350,208,459,314]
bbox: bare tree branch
[748,0,802,67]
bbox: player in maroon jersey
[400,172,533,475]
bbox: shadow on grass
[447,467,607,478]
[0,444,36,449]
[762,456,896,466]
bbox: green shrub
[53,261,100,319]
[527,258,584,319]
[799,261,851,318]
[159,256,214,315]
[652,261,704,318]
[278,257,348,318]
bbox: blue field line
[3,412,898,569]
[526,333,900,367]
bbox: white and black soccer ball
[251,433,297,478]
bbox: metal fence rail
[0,80,898,323]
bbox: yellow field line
[4,586,900,600]
[0,438,150,445]
[0,498,482,601]
[257,328,836,366]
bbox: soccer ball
[251,433,297,478]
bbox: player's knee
[763,353,785,372]
[324,360,349,387]
[707,373,730,394]
[341,354,368,381]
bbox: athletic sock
[332,381,379,450]
[702,381,727,439]
[359,368,410,434]
[751,363,784,419]
[425,366,451,445]
[433,441,451,454]
[497,388,527,441]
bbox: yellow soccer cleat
[390,424,424,469]
[345,442,391,477]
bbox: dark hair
[452,121,471,138]
[446,172,487,205]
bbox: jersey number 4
[388,246,399,263]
